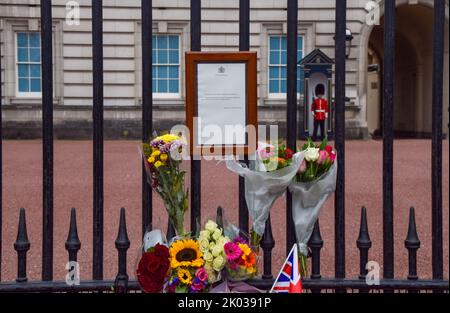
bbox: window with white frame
[16,32,42,97]
[268,35,304,97]
[152,35,180,97]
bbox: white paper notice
[197,63,247,146]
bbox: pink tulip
[317,150,329,165]
[299,160,307,173]
[329,151,336,163]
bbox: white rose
[207,270,217,284]
[212,228,222,241]
[203,252,213,263]
[212,255,226,272]
[209,242,216,251]
[217,236,230,247]
[205,220,218,233]
[304,147,320,162]
[198,237,210,253]
[204,262,213,271]
[199,230,210,240]
[211,244,223,257]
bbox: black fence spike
[260,215,275,279]
[65,208,81,262]
[309,221,324,283]
[216,206,224,230]
[356,207,372,292]
[405,207,420,284]
[114,208,130,293]
[14,208,30,283]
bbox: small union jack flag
[270,244,303,293]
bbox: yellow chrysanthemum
[177,268,192,285]
[155,134,180,143]
[151,150,161,157]
[154,161,163,168]
[147,156,155,164]
[170,239,204,269]
[160,153,168,162]
[238,243,252,256]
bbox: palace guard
[311,83,329,141]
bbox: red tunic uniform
[311,98,329,121]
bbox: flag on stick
[269,244,303,293]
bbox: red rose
[136,244,170,293]
[284,148,294,160]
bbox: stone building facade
[1,0,449,139]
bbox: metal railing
[0,0,448,293]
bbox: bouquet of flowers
[141,133,188,236]
[167,238,208,293]
[198,220,230,284]
[288,138,337,277]
[224,236,258,281]
[136,230,171,293]
[226,141,304,248]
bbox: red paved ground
[1,140,449,282]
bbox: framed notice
[186,52,257,156]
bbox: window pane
[17,33,28,47]
[269,67,279,79]
[158,50,167,63]
[29,48,41,62]
[168,66,179,79]
[152,66,156,77]
[18,48,28,62]
[169,36,179,49]
[157,66,168,78]
[18,78,29,92]
[152,79,157,92]
[269,37,280,50]
[157,79,167,92]
[281,51,287,65]
[169,79,179,93]
[152,36,157,48]
[157,36,167,49]
[30,78,41,92]
[269,80,279,93]
[281,37,287,50]
[281,67,287,79]
[297,36,303,51]
[18,64,29,77]
[30,64,41,77]
[152,50,157,64]
[280,79,287,93]
[29,33,40,47]
[169,50,179,63]
[269,51,279,64]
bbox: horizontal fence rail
[0,0,448,294]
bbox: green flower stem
[299,254,308,278]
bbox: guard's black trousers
[312,120,326,141]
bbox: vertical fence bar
[190,0,201,236]
[285,0,298,255]
[141,0,153,236]
[309,221,323,293]
[41,0,54,282]
[334,0,346,282]
[0,23,2,282]
[92,0,104,281]
[382,0,395,284]
[238,0,249,234]
[431,0,444,284]
[65,208,81,291]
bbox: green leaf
[320,138,328,150]
[175,285,189,293]
[141,143,152,158]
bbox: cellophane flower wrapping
[288,158,337,259]
[225,151,304,245]
[140,133,189,236]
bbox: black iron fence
[0,0,448,293]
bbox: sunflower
[170,239,204,269]
[177,268,193,285]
